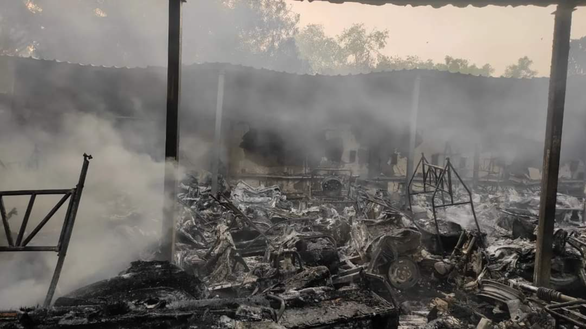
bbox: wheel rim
[387,257,420,289]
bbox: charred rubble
[4,161,586,329]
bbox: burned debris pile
[4,161,586,328]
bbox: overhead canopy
[295,0,584,7]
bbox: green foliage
[0,0,306,71]
[434,56,494,76]
[376,56,436,71]
[295,24,344,74]
[503,56,537,79]
[337,24,389,73]
[569,36,586,76]
[297,23,494,76]
[0,0,42,56]
[296,23,393,74]
[198,0,303,70]
[376,55,494,76]
[3,2,506,77]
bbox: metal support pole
[0,197,14,246]
[211,71,225,196]
[162,0,183,262]
[44,154,91,307]
[582,158,586,225]
[534,4,574,287]
[405,76,421,198]
[473,144,480,191]
[431,165,447,255]
[16,194,35,246]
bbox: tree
[297,23,393,74]
[185,0,306,72]
[297,23,494,76]
[376,55,493,76]
[504,56,537,79]
[337,24,389,73]
[0,0,306,71]
[0,0,169,66]
[0,0,42,56]
[434,56,494,76]
[296,24,344,74]
[376,55,438,71]
[569,36,586,76]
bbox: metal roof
[294,0,583,7]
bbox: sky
[288,2,586,76]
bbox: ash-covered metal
[4,156,586,329]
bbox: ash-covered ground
[2,170,586,329]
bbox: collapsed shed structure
[2,55,586,188]
[2,0,586,322]
[293,0,584,289]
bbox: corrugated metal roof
[294,0,583,7]
[0,55,550,79]
[6,53,586,162]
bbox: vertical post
[44,154,91,307]
[443,142,452,166]
[212,72,225,195]
[582,159,586,225]
[405,75,421,197]
[368,145,380,179]
[0,197,14,246]
[162,0,183,262]
[534,4,573,287]
[473,144,480,191]
[15,194,36,246]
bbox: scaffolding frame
[407,154,482,252]
[0,154,91,306]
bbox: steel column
[162,0,183,262]
[534,4,574,287]
[473,144,480,191]
[44,154,91,307]
[405,75,421,198]
[0,197,13,246]
[583,157,586,225]
[211,71,225,195]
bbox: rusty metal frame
[0,154,91,307]
[407,154,482,253]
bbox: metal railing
[0,154,92,307]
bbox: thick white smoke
[0,110,166,308]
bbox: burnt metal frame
[0,154,92,307]
[407,154,482,253]
[309,168,353,199]
[545,300,586,329]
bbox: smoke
[2,0,586,310]
[6,0,304,72]
[0,109,167,308]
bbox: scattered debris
[4,154,586,328]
